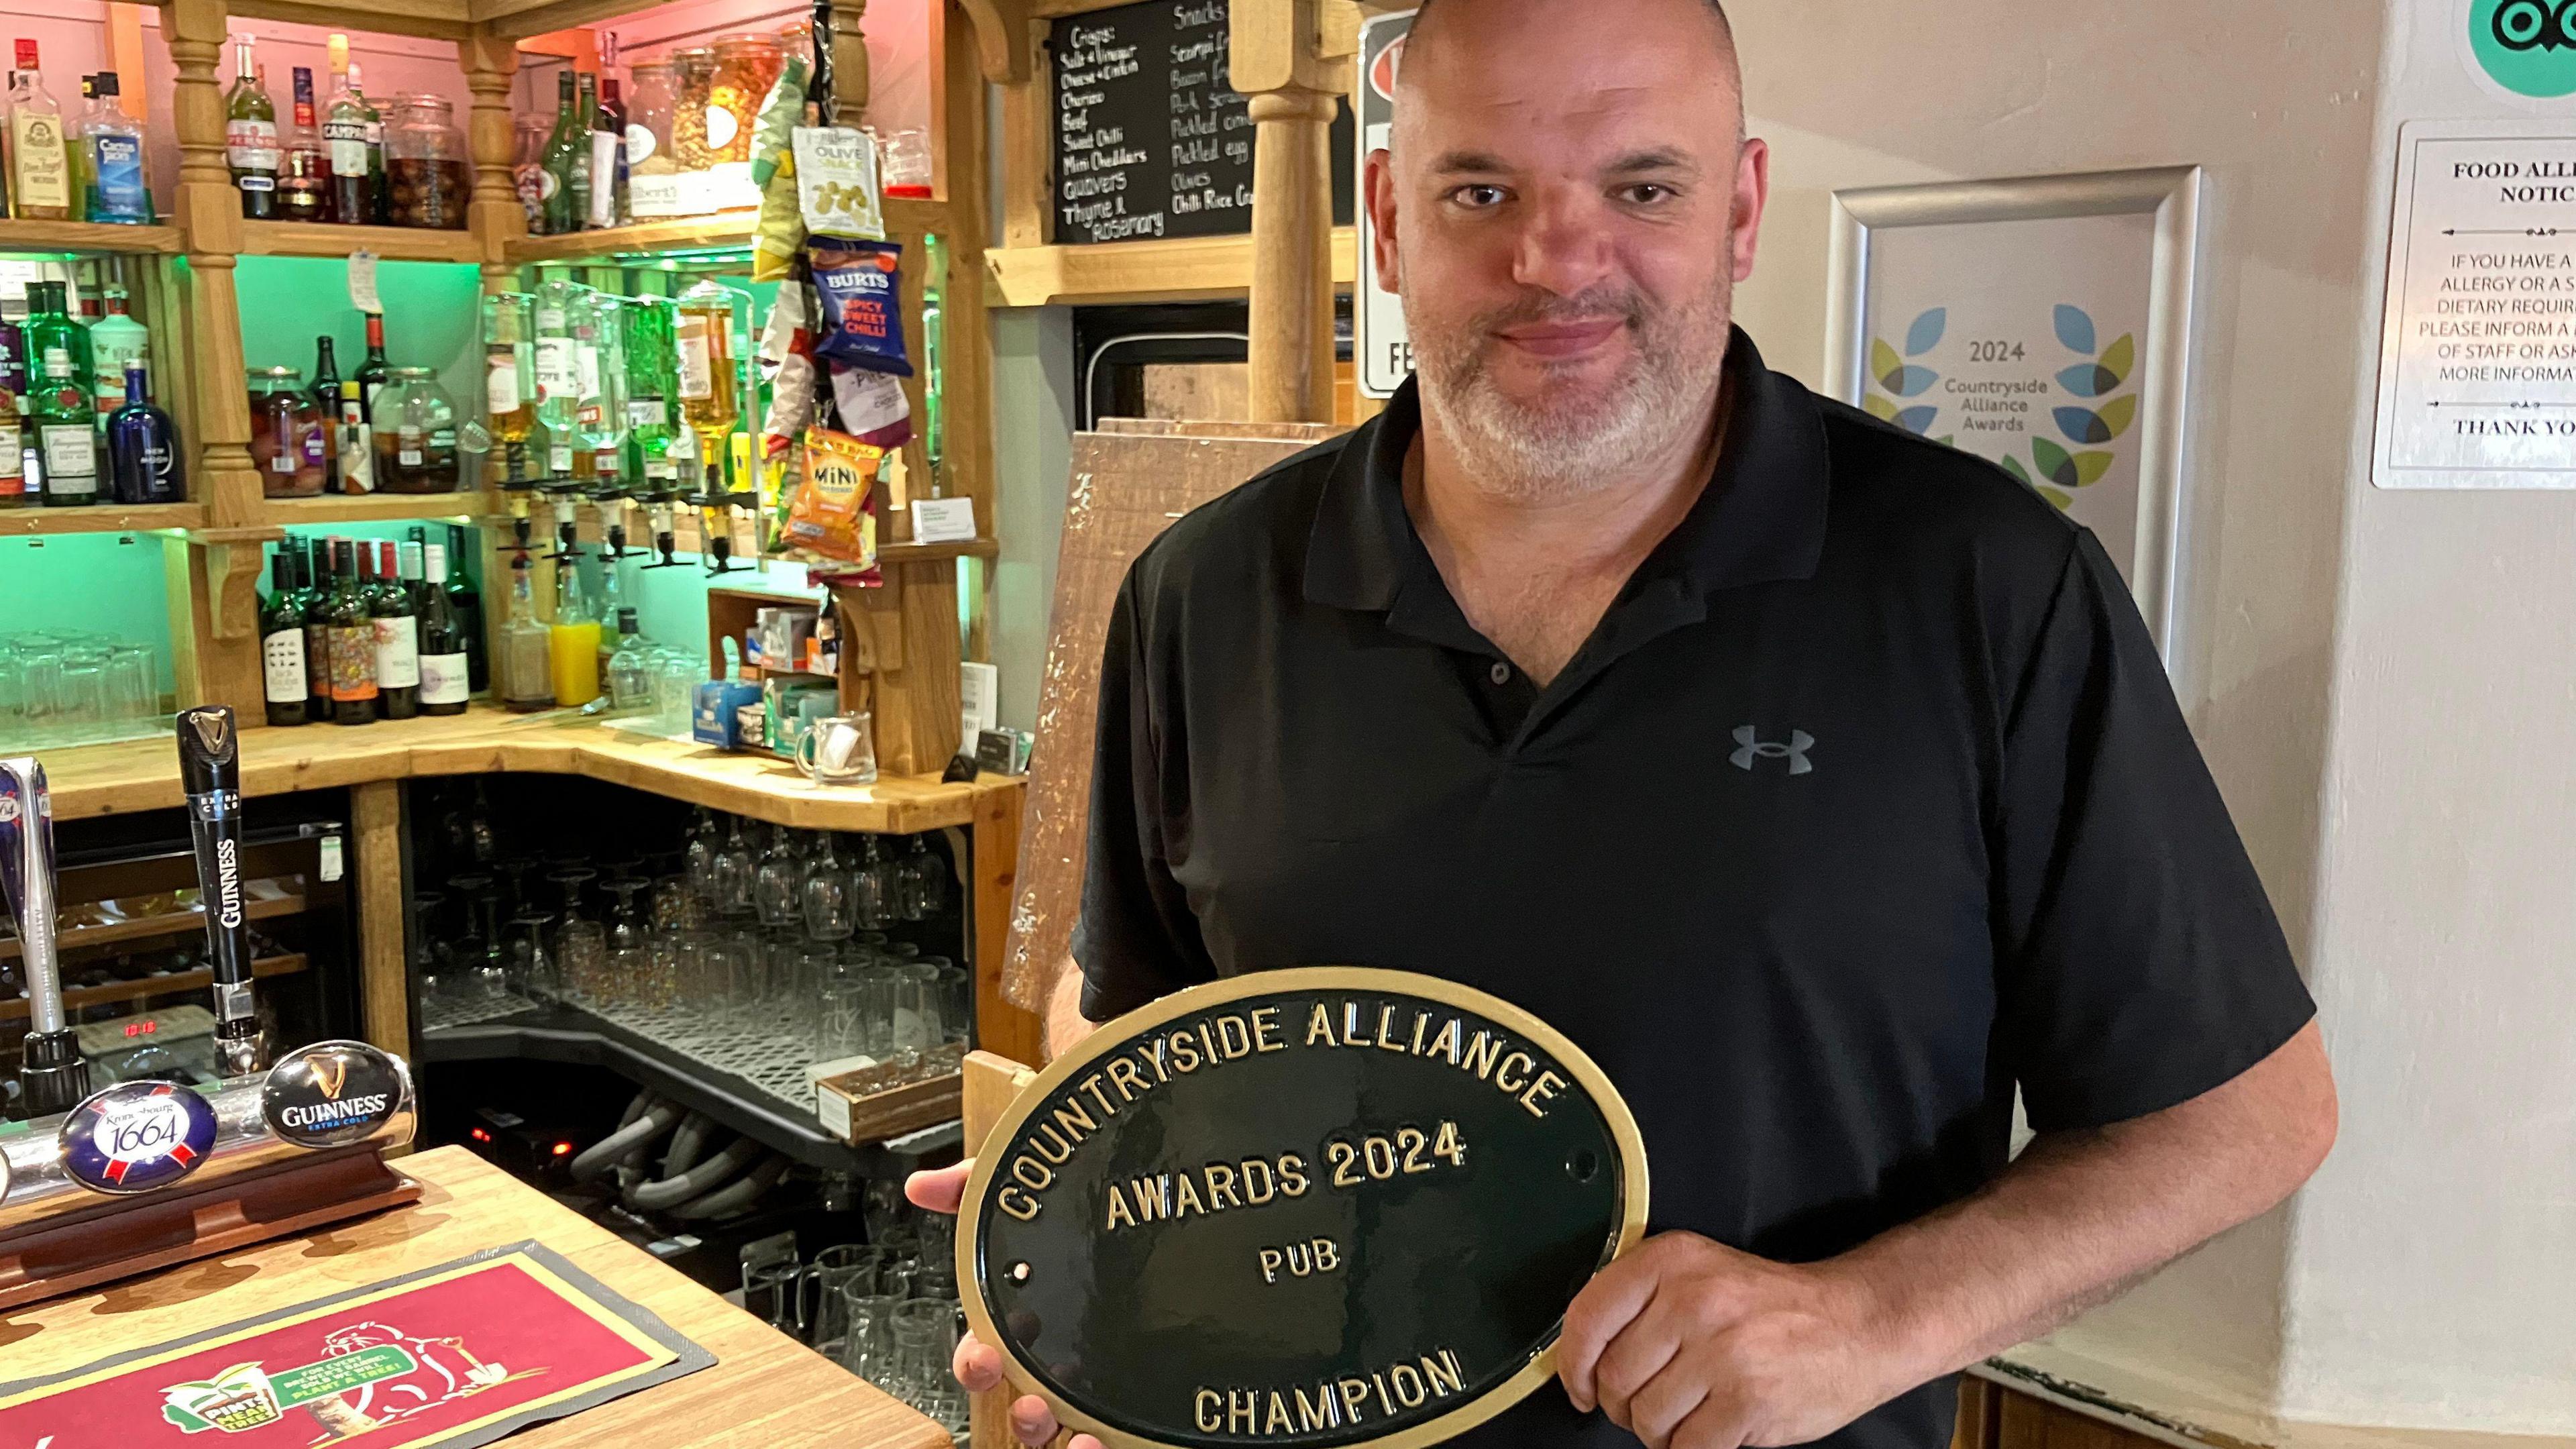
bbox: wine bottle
[323,537,377,725]
[260,548,311,727]
[417,542,471,716]
[445,522,486,691]
[356,313,389,413]
[302,537,333,723]
[370,539,419,719]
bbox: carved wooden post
[1234,0,1337,423]
[169,0,255,528]
[463,26,524,299]
[166,0,269,716]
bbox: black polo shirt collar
[1301,326,1833,620]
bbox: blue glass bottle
[105,360,182,503]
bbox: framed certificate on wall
[1823,166,2203,657]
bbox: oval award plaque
[959,968,1648,1449]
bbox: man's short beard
[1409,274,1731,502]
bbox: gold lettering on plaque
[1494,1051,1534,1093]
[1107,1057,1148,1100]
[1267,1391,1297,1434]
[1307,1002,1338,1046]
[1216,1014,1254,1059]
[1461,1030,1504,1081]
[1196,1390,1222,1432]
[1428,1016,1462,1063]
[1252,1005,1285,1051]
[1523,1069,1567,1118]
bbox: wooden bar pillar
[168,0,269,716]
[962,1049,1038,1449]
[354,780,410,1056]
[1235,0,1338,424]
[463,27,525,298]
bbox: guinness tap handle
[0,755,89,1116]
[176,706,265,1078]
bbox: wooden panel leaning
[1000,423,1340,1010]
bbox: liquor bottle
[368,539,417,719]
[27,285,95,507]
[356,312,390,414]
[531,278,583,478]
[224,36,276,219]
[594,541,627,681]
[303,536,334,722]
[606,606,652,711]
[0,309,23,508]
[323,37,371,225]
[105,361,181,503]
[260,549,311,727]
[675,278,738,495]
[572,288,627,487]
[87,287,146,427]
[335,379,374,494]
[445,523,486,691]
[499,551,554,712]
[588,78,624,231]
[621,296,678,486]
[483,290,535,484]
[7,42,70,221]
[417,541,471,715]
[278,66,324,222]
[353,62,388,223]
[64,74,92,214]
[569,72,598,231]
[539,70,581,235]
[82,72,148,224]
[323,538,377,724]
[548,545,600,708]
[511,114,547,229]
[311,335,341,488]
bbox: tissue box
[692,678,763,747]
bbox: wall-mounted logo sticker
[1996,305,2137,510]
[2469,0,2576,98]
[1862,307,1949,441]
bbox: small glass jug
[794,711,877,787]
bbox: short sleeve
[1071,574,1218,1022]
[1993,530,2316,1131]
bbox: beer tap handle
[175,708,265,1079]
[1,756,89,1117]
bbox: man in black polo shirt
[913,0,2337,1444]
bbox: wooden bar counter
[29,704,1044,1073]
[0,1146,949,1448]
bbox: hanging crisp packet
[794,126,885,240]
[786,427,883,566]
[810,236,913,376]
[829,361,913,452]
[759,280,819,455]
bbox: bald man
[911,1,2337,1446]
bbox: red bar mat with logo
[0,1240,714,1446]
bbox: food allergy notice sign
[2375,119,2576,488]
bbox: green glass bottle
[27,283,96,507]
[539,70,581,235]
[620,295,678,487]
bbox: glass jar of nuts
[384,95,470,230]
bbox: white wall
[2280,0,2576,1432]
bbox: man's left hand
[1556,1231,1907,1449]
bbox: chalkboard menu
[1051,0,1354,248]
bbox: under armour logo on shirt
[1731,727,1815,775]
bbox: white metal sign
[2375,118,2576,488]
[1355,11,1415,398]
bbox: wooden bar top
[0,1146,949,1449]
[34,704,1022,833]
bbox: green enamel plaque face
[958,968,1649,1449]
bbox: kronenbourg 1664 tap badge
[60,1080,221,1194]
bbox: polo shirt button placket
[1489,661,1511,686]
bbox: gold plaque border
[956,965,1653,1449]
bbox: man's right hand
[905,1161,1104,1449]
